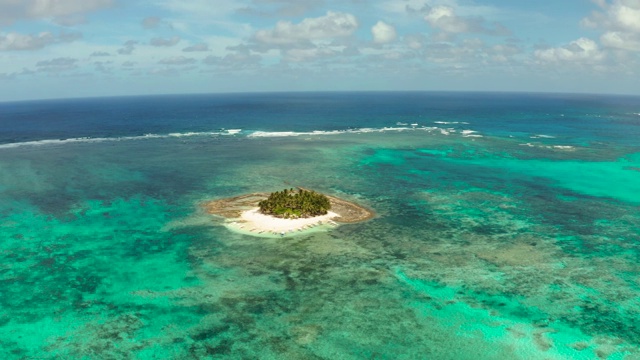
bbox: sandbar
[203,189,374,237]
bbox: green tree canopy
[258,188,331,219]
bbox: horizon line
[3,89,640,105]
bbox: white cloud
[426,38,485,64]
[93,60,112,73]
[150,36,181,47]
[0,72,16,80]
[371,21,397,44]
[535,38,605,63]
[35,57,78,72]
[0,31,80,51]
[0,32,54,51]
[148,67,181,76]
[583,0,640,52]
[254,11,358,45]
[237,0,323,18]
[158,0,239,19]
[285,46,337,62]
[157,0,254,38]
[203,51,262,69]
[117,40,138,55]
[377,0,428,15]
[584,0,640,32]
[0,0,115,25]
[490,43,521,63]
[424,5,509,36]
[611,2,640,32]
[142,16,162,29]
[141,16,174,30]
[159,56,196,65]
[27,0,113,18]
[404,33,427,50]
[601,31,640,51]
[425,6,469,33]
[183,43,209,52]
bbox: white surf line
[0,129,240,149]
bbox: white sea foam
[434,121,470,125]
[0,130,229,149]
[461,130,484,138]
[0,137,113,149]
[249,131,304,137]
[519,143,575,151]
[223,129,242,135]
[530,134,556,139]
[462,130,483,138]
[247,127,421,138]
[0,125,482,149]
[167,132,216,138]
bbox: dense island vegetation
[258,188,331,219]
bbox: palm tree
[259,188,331,218]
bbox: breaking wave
[0,129,242,149]
[0,125,486,149]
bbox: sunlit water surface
[1,92,639,359]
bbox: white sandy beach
[226,208,339,235]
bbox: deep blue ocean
[1,92,639,359]
[3,92,640,146]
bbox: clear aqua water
[1,92,639,359]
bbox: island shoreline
[202,189,375,237]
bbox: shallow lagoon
[1,93,640,359]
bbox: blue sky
[1,0,639,101]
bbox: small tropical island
[203,187,374,237]
[258,188,331,219]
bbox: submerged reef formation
[203,188,374,236]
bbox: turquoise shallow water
[1,93,640,359]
